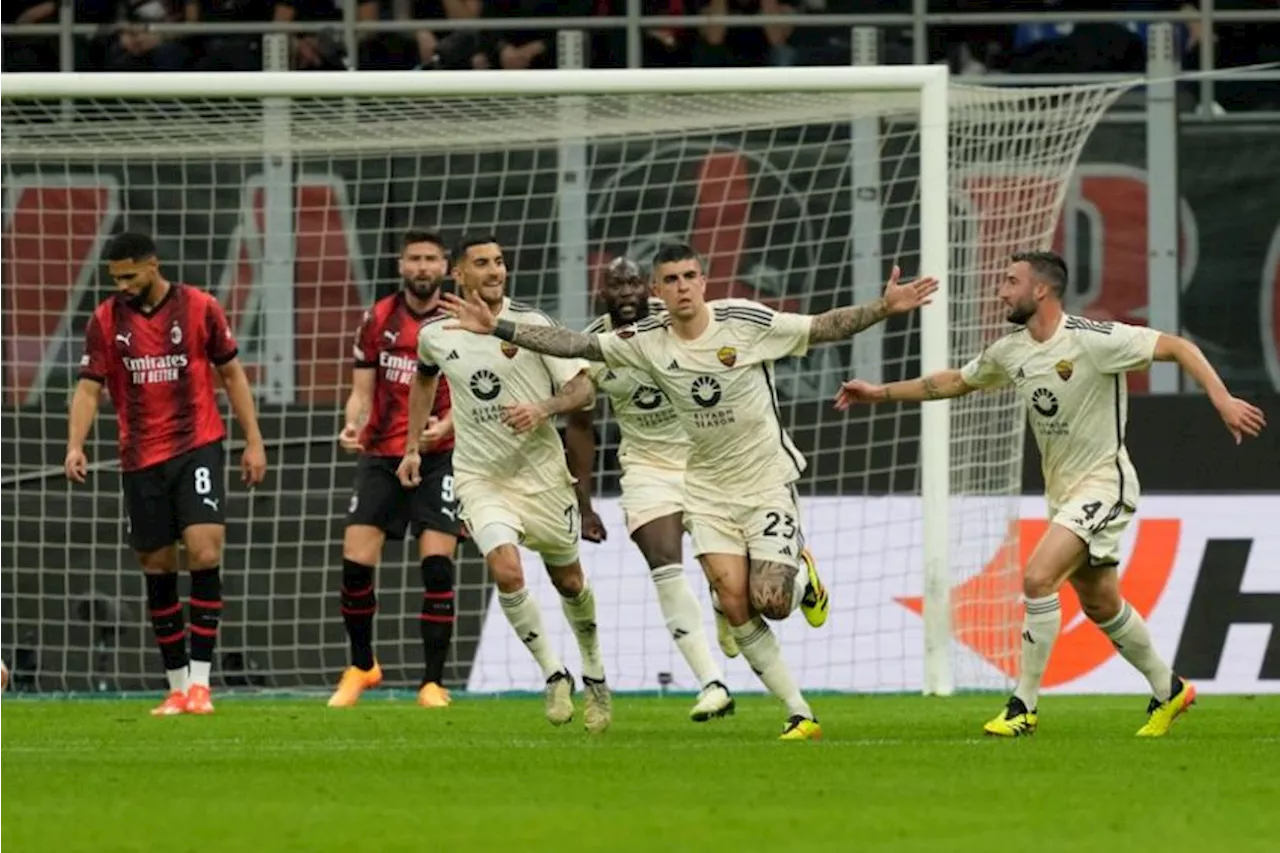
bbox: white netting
[0,76,1126,694]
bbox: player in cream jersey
[398,234,613,733]
[444,242,939,740]
[558,258,732,723]
[836,251,1266,738]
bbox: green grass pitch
[4,693,1279,852]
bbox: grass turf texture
[4,694,1278,852]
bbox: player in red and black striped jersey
[328,228,461,709]
[65,231,267,717]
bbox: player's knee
[1021,571,1058,600]
[343,525,385,567]
[640,544,682,571]
[548,562,584,597]
[749,578,792,621]
[486,545,525,593]
[182,526,224,569]
[1073,571,1122,623]
[713,583,750,625]
[137,547,177,573]
[420,554,454,593]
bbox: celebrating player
[560,257,734,722]
[443,242,938,740]
[834,250,1266,737]
[397,235,612,732]
[328,229,461,709]
[66,232,268,716]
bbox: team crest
[170,322,183,345]
[717,346,737,368]
[1054,359,1073,381]
[500,341,519,359]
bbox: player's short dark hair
[453,233,500,265]
[651,243,701,272]
[401,228,445,255]
[605,256,642,282]
[1011,250,1068,299]
[103,232,157,263]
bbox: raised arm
[808,267,939,345]
[1153,333,1266,443]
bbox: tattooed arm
[493,318,605,361]
[807,297,891,344]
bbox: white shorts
[455,476,580,567]
[1049,491,1134,568]
[684,483,803,565]
[619,464,684,534]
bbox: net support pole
[1146,23,1181,393]
[261,33,297,404]
[918,65,953,697]
[850,27,884,384]
[556,30,591,330]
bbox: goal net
[1,68,1126,696]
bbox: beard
[405,275,441,301]
[1006,301,1036,325]
[128,281,154,308]
[608,298,649,328]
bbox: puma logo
[202,498,219,511]
[115,333,132,347]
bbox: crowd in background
[4,1,1279,110]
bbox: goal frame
[3,64,955,696]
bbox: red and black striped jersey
[79,283,237,472]
[352,291,453,457]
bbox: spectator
[485,0,592,70]
[694,0,796,68]
[589,1,696,69]
[4,1,58,72]
[355,0,487,69]
[99,1,190,71]
[184,0,296,71]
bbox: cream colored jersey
[596,298,811,503]
[960,314,1161,509]
[584,301,688,473]
[417,297,588,494]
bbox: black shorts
[346,452,461,539]
[122,441,226,553]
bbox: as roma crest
[717,346,737,368]
[1055,359,1073,381]
[500,341,519,359]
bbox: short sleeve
[203,297,239,366]
[759,311,812,360]
[1080,320,1161,374]
[416,322,440,377]
[597,327,652,372]
[352,309,378,369]
[960,342,1011,390]
[79,312,109,384]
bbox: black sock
[146,572,188,673]
[341,559,377,671]
[188,568,223,665]
[419,555,455,686]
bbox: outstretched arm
[493,318,604,361]
[1153,334,1266,443]
[834,368,975,410]
[808,297,891,344]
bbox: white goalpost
[1,66,1127,696]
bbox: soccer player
[397,234,613,732]
[443,242,938,739]
[561,257,733,722]
[65,231,268,716]
[328,229,461,709]
[833,250,1267,737]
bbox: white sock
[166,666,189,693]
[560,582,605,682]
[498,587,564,680]
[188,661,210,688]
[651,564,723,687]
[1014,593,1061,709]
[1098,600,1174,701]
[732,617,812,719]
